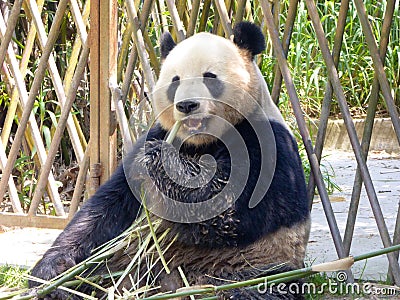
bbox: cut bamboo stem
[165,121,182,144]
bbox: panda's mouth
[181,116,210,133]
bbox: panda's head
[153,22,266,145]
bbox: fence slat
[165,0,186,41]
[0,12,63,214]
[304,0,400,284]
[0,0,44,147]
[260,1,354,282]
[0,140,22,213]
[26,0,85,162]
[0,0,23,69]
[28,39,90,215]
[353,0,400,147]
[0,0,68,209]
[306,0,350,206]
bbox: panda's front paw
[144,140,177,158]
[144,140,181,170]
[29,253,77,299]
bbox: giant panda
[29,22,310,299]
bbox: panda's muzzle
[176,100,200,114]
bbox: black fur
[29,24,308,299]
[203,74,225,98]
[233,22,266,57]
[140,119,309,248]
[29,118,309,299]
[160,32,176,59]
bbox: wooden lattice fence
[0,0,399,284]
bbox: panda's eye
[203,72,217,79]
[172,75,180,82]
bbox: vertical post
[89,0,117,196]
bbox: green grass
[261,0,400,117]
[0,265,28,290]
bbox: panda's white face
[153,33,261,145]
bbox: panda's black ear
[160,32,176,59]
[233,22,266,58]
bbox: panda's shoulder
[268,119,300,154]
[146,123,168,141]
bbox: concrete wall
[310,118,400,153]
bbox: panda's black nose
[176,100,200,114]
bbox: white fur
[153,31,292,139]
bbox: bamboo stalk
[270,0,299,104]
[117,21,134,82]
[126,0,156,92]
[186,0,201,37]
[353,0,400,146]
[304,0,400,284]
[120,0,154,103]
[198,0,212,32]
[306,0,400,284]
[69,0,88,44]
[110,81,134,152]
[214,0,233,38]
[143,28,161,76]
[0,140,22,213]
[306,0,350,208]
[0,82,18,147]
[64,0,89,89]
[68,141,91,218]
[234,0,247,23]
[157,0,169,33]
[0,0,23,68]
[165,120,182,144]
[142,195,171,274]
[63,0,90,151]
[140,245,400,300]
[165,0,186,41]
[343,0,396,255]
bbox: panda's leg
[28,163,142,299]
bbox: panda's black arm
[29,163,141,287]
[29,127,167,290]
[144,140,231,203]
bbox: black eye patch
[203,72,224,98]
[203,72,217,79]
[167,76,180,101]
